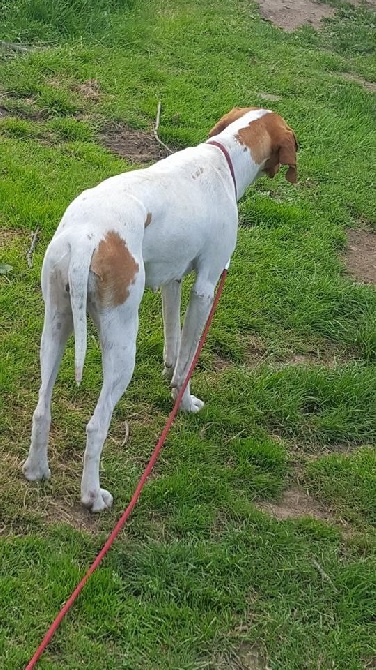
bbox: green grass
[1,0,376,668]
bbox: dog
[22,107,298,511]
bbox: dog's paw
[81,488,113,513]
[22,457,51,481]
[172,389,205,413]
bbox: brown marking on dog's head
[208,107,259,138]
[145,212,152,227]
[90,231,139,308]
[237,113,298,183]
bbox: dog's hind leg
[161,279,181,381]
[23,277,73,481]
[81,287,142,512]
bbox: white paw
[22,457,51,481]
[81,488,114,513]
[172,389,205,413]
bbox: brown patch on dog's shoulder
[237,113,298,183]
[145,212,152,227]
[208,107,260,138]
[237,116,272,165]
[90,231,139,308]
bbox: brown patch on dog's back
[237,113,298,182]
[90,231,139,308]
[145,212,152,227]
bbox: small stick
[153,101,173,154]
[121,421,130,447]
[312,558,338,591]
[26,227,40,268]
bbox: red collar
[207,139,237,194]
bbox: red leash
[25,268,228,669]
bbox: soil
[215,644,270,670]
[256,486,330,521]
[43,499,100,534]
[0,229,16,247]
[100,123,171,164]
[73,78,101,101]
[256,0,376,32]
[255,0,335,32]
[345,229,376,285]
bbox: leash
[25,268,228,669]
[207,140,237,194]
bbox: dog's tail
[68,251,92,385]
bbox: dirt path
[256,0,375,32]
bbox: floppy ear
[208,107,254,137]
[279,131,298,183]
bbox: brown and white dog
[23,107,298,511]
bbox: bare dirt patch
[213,644,270,670]
[0,228,30,252]
[73,78,101,101]
[0,96,46,121]
[345,229,376,284]
[244,334,352,369]
[100,122,170,164]
[256,0,335,32]
[0,228,18,247]
[256,486,330,521]
[340,73,376,93]
[244,334,269,367]
[43,499,100,534]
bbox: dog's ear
[208,107,255,137]
[278,130,298,183]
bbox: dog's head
[208,107,298,183]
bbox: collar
[207,139,237,194]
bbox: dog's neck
[206,109,272,200]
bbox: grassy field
[1,0,375,668]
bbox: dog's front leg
[161,279,181,381]
[171,278,215,412]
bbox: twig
[312,558,338,591]
[121,421,130,447]
[26,227,40,268]
[153,101,173,154]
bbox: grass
[1,0,376,668]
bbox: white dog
[23,107,297,511]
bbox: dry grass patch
[255,486,331,521]
[345,229,376,284]
[0,228,25,248]
[244,334,352,369]
[73,78,101,101]
[213,643,270,670]
[257,92,282,102]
